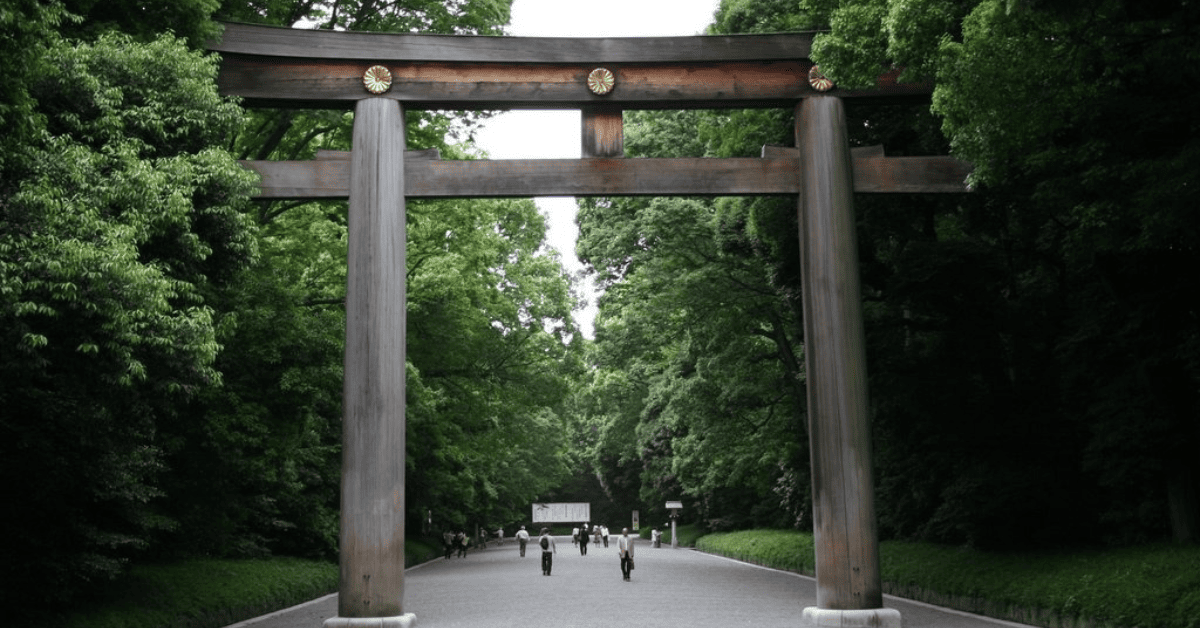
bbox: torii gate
[210,22,970,628]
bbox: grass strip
[44,538,443,628]
[55,556,337,628]
[696,530,1200,628]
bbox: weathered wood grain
[240,153,970,198]
[338,98,410,621]
[210,24,932,108]
[762,145,972,192]
[242,157,799,198]
[582,108,624,158]
[795,96,885,615]
[211,21,815,63]
[216,56,833,109]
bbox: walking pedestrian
[602,525,609,547]
[443,530,454,559]
[579,523,590,555]
[618,527,635,581]
[516,525,530,557]
[455,530,468,557]
[539,528,557,575]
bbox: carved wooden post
[795,96,899,628]
[325,98,413,628]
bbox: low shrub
[695,529,1200,628]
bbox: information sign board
[531,502,591,523]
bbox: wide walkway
[229,537,1038,628]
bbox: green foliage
[699,529,1200,628]
[711,0,819,33]
[3,0,575,618]
[879,542,1200,628]
[0,1,69,168]
[697,529,817,573]
[46,557,337,628]
[55,0,221,46]
[0,30,256,610]
[407,193,582,533]
[574,22,818,536]
[694,0,1200,549]
[218,0,511,35]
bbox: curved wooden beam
[209,23,932,109]
[209,22,814,64]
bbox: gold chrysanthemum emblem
[587,68,616,95]
[363,65,393,94]
[808,65,834,92]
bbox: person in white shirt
[539,528,557,575]
[516,525,530,557]
[618,527,635,581]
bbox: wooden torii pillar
[210,23,970,628]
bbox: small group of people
[572,523,609,549]
[443,522,638,581]
[442,530,470,559]
[537,525,635,581]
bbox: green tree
[576,107,811,531]
[406,190,582,534]
[806,0,1200,544]
[0,31,256,608]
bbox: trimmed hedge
[696,530,1200,628]
[42,538,444,628]
[52,557,337,628]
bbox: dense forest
[575,0,1200,547]
[1,0,1196,618]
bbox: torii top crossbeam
[210,22,929,110]
[210,23,967,200]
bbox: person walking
[516,525,530,557]
[455,530,468,558]
[579,523,590,555]
[601,525,609,548]
[443,530,454,559]
[539,528,557,575]
[617,527,635,581]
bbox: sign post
[666,501,683,548]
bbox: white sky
[471,0,723,339]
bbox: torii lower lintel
[239,150,970,199]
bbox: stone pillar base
[802,607,901,627]
[324,614,416,628]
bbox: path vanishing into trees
[227,538,1038,628]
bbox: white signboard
[531,502,591,523]
[666,501,683,509]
